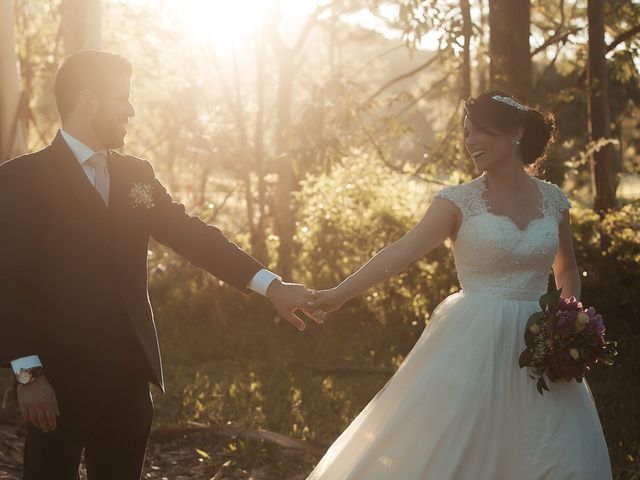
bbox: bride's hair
[463,90,556,167]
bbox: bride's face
[463,117,519,172]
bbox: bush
[294,153,458,365]
[569,201,640,476]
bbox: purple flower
[548,350,585,381]
[554,310,578,336]
[589,314,605,337]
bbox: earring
[512,140,520,145]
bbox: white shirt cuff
[248,269,281,296]
[11,355,43,374]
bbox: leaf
[523,329,535,346]
[539,292,549,311]
[519,349,532,368]
[525,312,543,329]
[536,377,550,396]
[195,448,210,459]
[545,311,558,330]
[548,287,563,313]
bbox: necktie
[87,152,110,206]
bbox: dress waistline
[459,289,542,302]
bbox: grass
[2,340,638,479]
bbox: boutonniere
[129,182,155,209]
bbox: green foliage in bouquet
[519,287,564,395]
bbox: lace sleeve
[434,182,479,218]
[540,180,572,221]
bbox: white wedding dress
[307,174,612,480]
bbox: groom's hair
[55,50,132,121]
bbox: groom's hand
[17,376,59,432]
[266,280,326,330]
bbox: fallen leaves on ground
[0,420,317,480]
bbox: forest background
[0,0,639,478]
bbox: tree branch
[353,43,408,78]
[293,3,333,56]
[607,24,640,51]
[149,421,327,456]
[531,27,581,57]
[551,24,640,113]
[394,72,451,118]
[361,53,440,107]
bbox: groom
[0,50,322,480]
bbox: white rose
[569,348,580,360]
[575,312,589,331]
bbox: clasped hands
[266,280,347,331]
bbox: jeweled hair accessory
[491,95,528,111]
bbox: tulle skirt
[306,292,612,480]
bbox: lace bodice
[436,174,571,301]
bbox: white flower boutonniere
[129,183,155,209]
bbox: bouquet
[519,287,617,395]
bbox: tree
[587,0,617,212]
[62,0,102,54]
[488,0,532,101]
[0,0,27,162]
[460,0,472,100]
[265,4,332,278]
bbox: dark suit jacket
[0,131,265,390]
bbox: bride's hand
[308,287,348,314]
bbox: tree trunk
[273,48,295,279]
[460,0,472,101]
[0,0,27,162]
[488,0,532,102]
[587,0,617,213]
[62,0,102,54]
[266,5,326,279]
[252,28,268,264]
[477,0,489,93]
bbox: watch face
[16,369,32,384]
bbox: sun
[171,0,325,56]
[173,0,270,54]
[165,0,440,56]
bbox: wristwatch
[15,367,44,387]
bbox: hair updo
[463,90,556,165]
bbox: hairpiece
[491,95,527,111]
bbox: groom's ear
[77,88,100,115]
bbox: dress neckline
[478,173,545,232]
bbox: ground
[0,420,318,480]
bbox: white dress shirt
[11,130,280,374]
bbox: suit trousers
[22,373,153,480]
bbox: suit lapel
[106,149,134,223]
[49,132,111,233]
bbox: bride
[307,91,612,479]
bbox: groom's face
[91,74,135,149]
